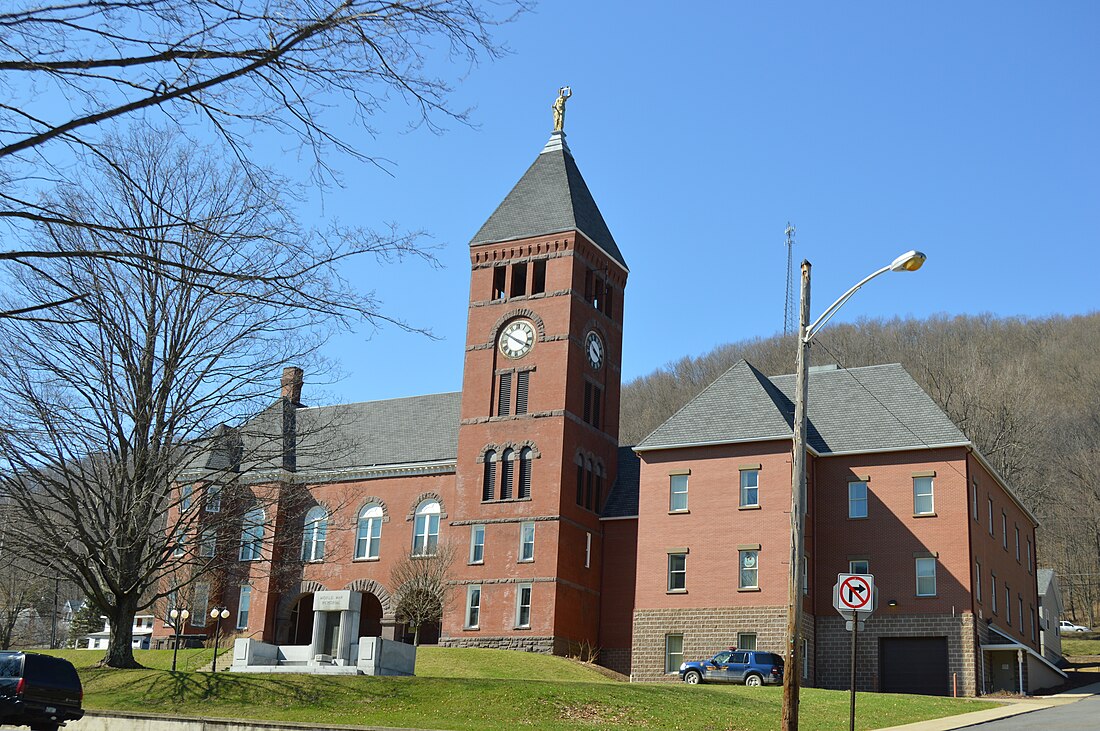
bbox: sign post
[833,574,876,731]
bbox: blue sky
[288,1,1098,405]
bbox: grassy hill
[51,646,995,731]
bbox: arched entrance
[358,592,384,639]
[287,594,315,646]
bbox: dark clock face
[585,331,604,369]
[499,319,535,359]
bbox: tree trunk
[413,623,421,647]
[101,595,142,668]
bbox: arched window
[585,458,594,510]
[518,447,533,499]
[301,506,327,562]
[356,503,384,560]
[412,500,440,556]
[482,450,497,502]
[239,507,265,561]
[500,448,515,500]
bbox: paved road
[965,695,1100,730]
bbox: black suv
[0,652,84,731]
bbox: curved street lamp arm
[803,264,892,343]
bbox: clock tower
[443,92,628,654]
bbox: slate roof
[471,131,627,270]
[1037,568,1055,596]
[636,360,969,455]
[293,392,461,471]
[602,446,640,519]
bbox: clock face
[585,331,604,369]
[499,319,535,359]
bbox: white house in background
[83,614,155,650]
[1037,569,1065,664]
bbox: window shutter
[593,385,602,429]
[483,452,496,502]
[576,463,584,506]
[583,382,591,423]
[519,447,532,499]
[500,449,514,500]
[516,371,529,414]
[595,474,603,512]
[498,372,512,416]
[585,462,593,510]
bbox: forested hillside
[620,312,1100,623]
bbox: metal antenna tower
[784,222,797,335]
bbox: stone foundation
[599,647,631,676]
[631,606,807,682]
[439,635,557,654]
[815,612,977,696]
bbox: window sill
[913,513,937,518]
[915,594,938,599]
[737,587,761,593]
[482,497,533,504]
[668,509,690,515]
[666,589,687,595]
[848,516,868,520]
[513,625,531,631]
[738,505,761,511]
[468,561,484,566]
[517,559,534,564]
[462,626,479,632]
[353,557,380,563]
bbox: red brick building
[157,119,1059,695]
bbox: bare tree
[0,0,524,316]
[0,126,407,668]
[390,542,457,646]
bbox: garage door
[879,637,949,695]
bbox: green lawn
[1061,635,1100,656]
[48,647,996,731]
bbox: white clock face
[499,319,535,359]
[585,331,604,369]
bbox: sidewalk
[874,681,1100,731]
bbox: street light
[168,608,190,672]
[781,250,926,731]
[209,606,231,672]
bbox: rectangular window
[237,585,251,629]
[1002,512,1008,549]
[192,583,209,626]
[988,497,994,535]
[510,261,527,297]
[531,259,546,295]
[583,381,591,423]
[180,484,193,512]
[205,485,222,513]
[200,529,216,558]
[971,480,978,519]
[1019,595,1024,633]
[915,557,937,596]
[737,633,757,651]
[913,476,934,515]
[492,266,506,299]
[1015,525,1020,562]
[592,385,602,429]
[497,371,512,416]
[172,529,185,558]
[1031,606,1036,641]
[849,559,869,575]
[802,638,809,680]
[668,553,687,592]
[802,556,808,595]
[515,371,529,415]
[576,464,584,506]
[665,634,684,674]
[603,285,614,318]
[992,575,998,613]
[470,525,485,564]
[585,532,591,569]
[740,469,759,507]
[739,550,759,589]
[516,584,532,628]
[465,585,481,629]
[1027,538,1032,574]
[1006,586,1011,623]
[976,561,982,603]
[669,474,688,512]
[519,522,535,562]
[848,481,868,519]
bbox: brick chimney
[281,366,303,405]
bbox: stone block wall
[815,612,977,695]
[439,634,556,654]
[632,606,806,682]
[599,648,631,676]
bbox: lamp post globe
[210,606,231,673]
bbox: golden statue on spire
[552,86,572,131]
